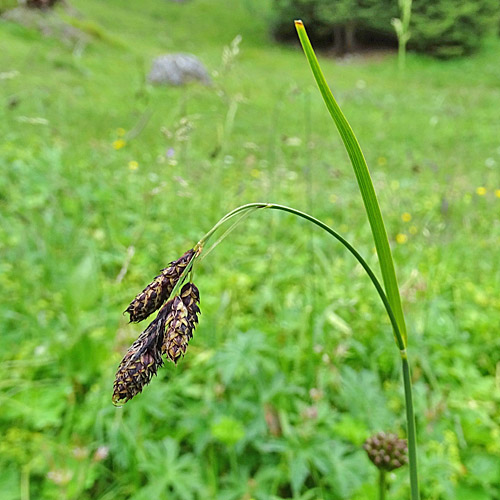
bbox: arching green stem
[198,202,405,351]
[197,204,263,247]
[195,202,417,497]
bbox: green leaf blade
[294,20,408,345]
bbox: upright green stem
[379,469,386,500]
[402,353,419,500]
[294,21,419,498]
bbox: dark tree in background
[316,0,360,53]
[410,0,499,57]
[25,0,60,9]
[315,0,399,53]
[271,0,398,52]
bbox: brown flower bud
[162,283,200,363]
[115,280,201,405]
[112,303,170,405]
[125,248,195,323]
[363,432,408,471]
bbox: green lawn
[1,1,499,498]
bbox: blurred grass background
[1,0,499,498]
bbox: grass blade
[295,21,419,500]
[294,20,408,345]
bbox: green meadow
[1,0,499,498]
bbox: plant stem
[197,202,418,497]
[198,202,405,351]
[379,469,386,500]
[402,352,419,499]
[294,21,419,498]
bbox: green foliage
[409,0,500,57]
[1,0,500,498]
[272,0,500,57]
[271,0,397,48]
[271,0,331,41]
[0,0,16,14]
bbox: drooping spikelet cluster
[113,248,201,406]
[363,432,408,471]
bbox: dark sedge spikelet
[363,432,408,471]
[162,282,200,364]
[112,303,171,405]
[125,248,195,323]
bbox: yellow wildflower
[476,187,486,196]
[494,189,500,198]
[401,212,412,222]
[396,233,408,244]
[113,139,126,150]
[128,160,139,171]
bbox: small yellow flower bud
[396,233,408,244]
[113,139,126,150]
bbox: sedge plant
[295,20,419,499]
[113,20,419,500]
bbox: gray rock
[148,53,211,86]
